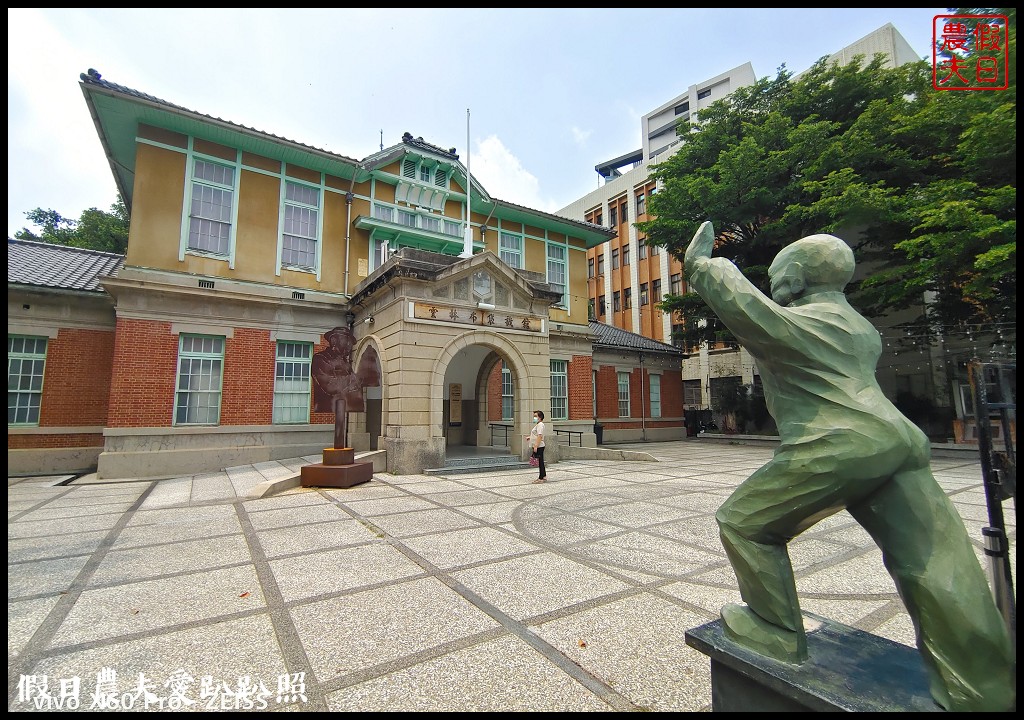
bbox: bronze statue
[312,326,364,450]
[684,221,1014,712]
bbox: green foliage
[14,196,128,254]
[640,12,1016,344]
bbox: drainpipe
[343,188,355,296]
[640,351,646,441]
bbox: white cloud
[469,135,558,213]
[570,126,591,146]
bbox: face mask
[533,416,539,423]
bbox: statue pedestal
[300,447,372,489]
[685,613,941,712]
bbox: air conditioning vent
[198,279,215,289]
[292,291,305,300]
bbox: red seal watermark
[933,14,1009,90]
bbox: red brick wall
[221,328,275,425]
[107,318,178,427]
[660,370,683,418]
[9,433,103,449]
[36,327,115,427]
[487,362,503,422]
[567,355,593,420]
[594,365,620,419]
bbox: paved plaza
[8,440,1015,711]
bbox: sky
[7,8,947,239]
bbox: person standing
[530,410,546,483]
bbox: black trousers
[535,446,545,478]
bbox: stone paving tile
[9,596,60,660]
[15,500,137,522]
[533,593,714,712]
[269,543,425,603]
[367,508,483,538]
[255,519,380,559]
[339,495,438,517]
[399,526,542,569]
[8,513,124,540]
[89,535,253,586]
[19,615,292,712]
[290,576,501,684]
[324,634,613,712]
[8,529,110,563]
[246,502,351,531]
[49,565,265,647]
[451,552,632,621]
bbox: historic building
[8,69,685,478]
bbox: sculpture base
[301,447,372,489]
[684,612,941,712]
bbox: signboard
[449,383,462,426]
[413,302,542,332]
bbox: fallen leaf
[239,591,250,598]
[130,609,140,615]
[578,639,587,648]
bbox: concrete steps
[423,454,532,476]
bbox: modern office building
[557,23,948,434]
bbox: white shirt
[530,420,545,449]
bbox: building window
[649,374,662,418]
[281,181,320,271]
[639,238,647,259]
[8,335,47,425]
[595,211,603,226]
[611,248,619,270]
[675,101,690,115]
[598,296,606,316]
[550,360,568,420]
[622,244,630,266]
[623,287,632,309]
[597,254,605,276]
[652,278,662,305]
[636,191,646,216]
[187,158,235,257]
[273,341,312,424]
[640,283,649,306]
[650,242,661,256]
[684,379,702,407]
[547,243,567,308]
[671,273,682,295]
[609,205,618,227]
[499,232,523,268]
[174,335,224,425]
[697,88,712,100]
[613,291,621,313]
[617,371,630,417]
[501,360,514,421]
[588,257,595,278]
[620,201,628,223]
[588,298,596,319]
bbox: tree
[14,196,129,254]
[641,9,1016,346]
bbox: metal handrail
[489,423,512,447]
[554,429,583,447]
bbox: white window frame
[8,335,47,426]
[501,360,514,421]
[181,149,239,267]
[499,232,523,268]
[273,341,312,424]
[278,179,322,278]
[617,371,631,418]
[174,335,225,426]
[649,374,662,418]
[550,359,568,420]
[547,242,567,309]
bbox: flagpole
[460,108,473,258]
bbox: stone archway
[432,330,536,458]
